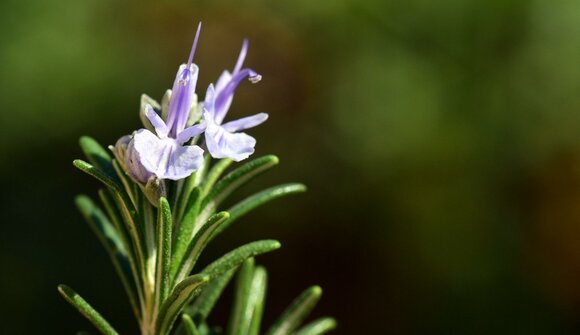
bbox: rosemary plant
[58,23,335,335]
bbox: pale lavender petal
[215,70,232,95]
[145,105,169,138]
[222,113,268,132]
[165,23,202,137]
[125,136,153,183]
[132,129,170,175]
[233,39,249,74]
[214,68,261,124]
[162,144,204,180]
[166,63,199,137]
[205,123,257,162]
[176,123,206,144]
[203,84,216,119]
[203,70,233,126]
[133,129,204,180]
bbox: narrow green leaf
[105,160,148,289]
[213,183,306,240]
[77,158,141,260]
[98,189,142,293]
[198,155,279,224]
[107,194,146,291]
[154,198,173,309]
[57,285,120,335]
[156,274,209,335]
[195,155,212,186]
[75,195,141,321]
[226,260,268,335]
[181,314,200,335]
[167,178,184,213]
[228,183,306,223]
[111,159,140,209]
[171,187,202,279]
[75,195,126,256]
[97,190,130,251]
[73,159,122,193]
[79,136,119,183]
[227,258,255,335]
[265,286,323,335]
[200,158,233,198]
[140,189,157,256]
[174,170,200,225]
[187,269,236,325]
[201,240,281,281]
[172,212,230,285]
[248,266,268,335]
[294,318,337,335]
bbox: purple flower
[133,23,206,180]
[203,39,268,162]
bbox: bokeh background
[2,0,580,333]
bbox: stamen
[187,21,202,68]
[233,39,249,74]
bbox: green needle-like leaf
[248,266,268,335]
[98,189,143,297]
[93,159,147,289]
[265,286,323,335]
[227,260,268,335]
[75,196,140,321]
[73,160,122,193]
[75,196,127,257]
[97,190,130,252]
[200,158,233,198]
[57,285,120,335]
[172,187,202,279]
[213,183,306,240]
[187,269,236,325]
[76,159,143,253]
[227,258,255,335]
[174,166,204,225]
[156,274,209,335]
[227,183,306,223]
[79,136,120,184]
[111,159,140,208]
[172,212,230,285]
[201,240,281,282]
[198,155,279,223]
[181,314,200,335]
[294,318,337,335]
[154,198,173,308]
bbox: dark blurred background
[2,0,580,334]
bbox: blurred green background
[2,0,580,333]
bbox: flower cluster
[112,23,267,195]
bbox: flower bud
[109,135,132,171]
[143,176,167,207]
